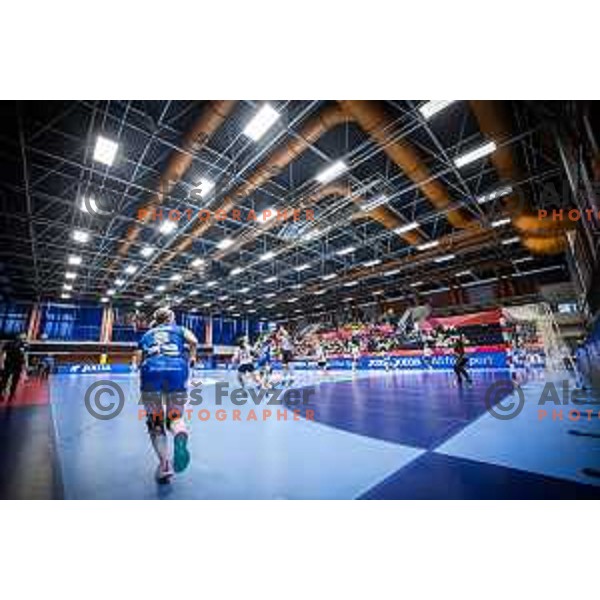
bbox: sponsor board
[58,359,216,375]
[272,351,509,370]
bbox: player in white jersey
[351,342,361,372]
[422,343,433,370]
[278,326,295,386]
[233,337,262,388]
[314,341,328,374]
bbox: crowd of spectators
[292,318,479,358]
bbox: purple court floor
[1,368,600,499]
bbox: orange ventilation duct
[338,101,477,231]
[469,101,570,253]
[154,104,350,269]
[118,100,237,258]
[521,235,568,254]
[155,102,439,270]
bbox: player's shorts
[140,357,189,427]
[281,350,293,365]
[140,357,189,393]
[238,363,255,374]
[317,360,327,368]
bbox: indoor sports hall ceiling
[0,100,581,320]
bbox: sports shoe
[173,430,190,473]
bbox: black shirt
[4,339,28,367]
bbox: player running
[255,334,274,387]
[315,340,328,374]
[137,307,198,484]
[453,334,472,386]
[422,343,434,370]
[233,336,262,389]
[278,326,295,386]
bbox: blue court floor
[1,368,600,499]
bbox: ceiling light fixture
[394,221,419,235]
[140,246,155,258]
[315,160,348,184]
[434,253,456,263]
[93,135,119,166]
[417,240,439,251]
[491,217,511,228]
[476,185,513,205]
[217,238,234,250]
[72,229,90,244]
[363,259,382,268]
[419,100,455,120]
[294,263,310,272]
[502,237,520,245]
[159,220,177,235]
[243,104,281,141]
[194,177,215,198]
[454,141,497,168]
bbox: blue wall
[39,303,102,341]
[213,317,246,345]
[0,302,30,337]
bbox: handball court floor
[1,368,600,499]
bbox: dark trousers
[454,358,472,385]
[0,364,23,399]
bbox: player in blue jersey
[136,307,198,484]
[254,333,274,387]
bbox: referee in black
[0,333,29,402]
